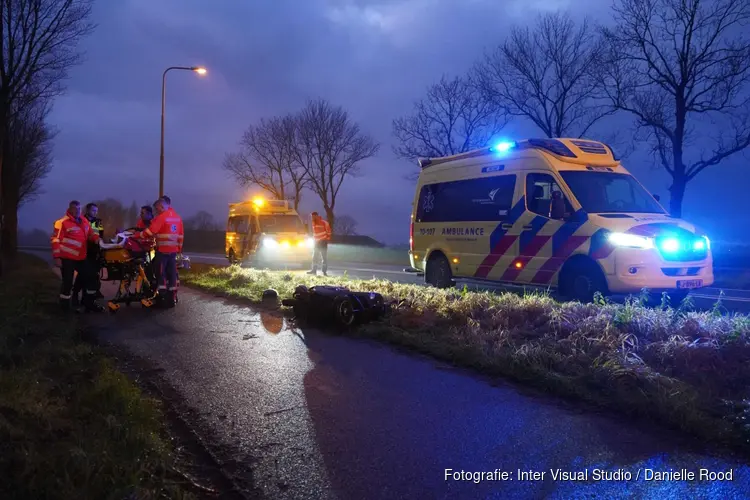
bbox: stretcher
[98,232,157,312]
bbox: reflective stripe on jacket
[312,219,331,242]
[51,214,100,261]
[135,207,184,253]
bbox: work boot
[306,270,316,275]
[164,290,176,309]
[83,294,104,313]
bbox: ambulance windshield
[560,171,666,214]
[259,214,305,233]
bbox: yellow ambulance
[409,138,714,304]
[226,197,313,268]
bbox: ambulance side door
[518,171,576,284]
[469,172,521,280]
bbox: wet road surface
[80,281,750,499]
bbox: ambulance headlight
[608,232,654,249]
[305,237,314,248]
[262,236,278,248]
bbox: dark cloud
[20,0,748,244]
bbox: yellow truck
[225,197,313,268]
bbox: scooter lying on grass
[280,285,388,328]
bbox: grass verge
[183,263,750,456]
[0,254,191,499]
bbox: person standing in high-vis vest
[132,197,183,308]
[307,211,332,276]
[51,200,104,312]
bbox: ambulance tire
[561,259,607,303]
[425,253,454,289]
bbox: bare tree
[292,99,380,230]
[91,198,128,237]
[0,0,95,271]
[600,0,750,217]
[184,210,219,231]
[473,11,611,140]
[223,115,308,211]
[392,75,507,175]
[332,215,358,236]
[4,99,55,209]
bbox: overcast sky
[20,0,750,244]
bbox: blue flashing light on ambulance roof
[490,140,516,153]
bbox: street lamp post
[160,66,207,197]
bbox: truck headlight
[262,236,278,248]
[608,232,654,249]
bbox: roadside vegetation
[0,254,191,499]
[183,263,750,456]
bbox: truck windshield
[259,214,305,233]
[559,171,666,214]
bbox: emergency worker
[51,200,104,312]
[132,196,184,307]
[72,202,104,304]
[307,211,332,276]
[126,205,157,291]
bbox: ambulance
[409,138,714,304]
[226,197,313,268]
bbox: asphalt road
[82,281,750,499]
[186,252,750,314]
[27,249,750,498]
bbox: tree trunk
[668,176,686,219]
[0,200,18,259]
[324,207,335,234]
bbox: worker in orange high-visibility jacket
[132,196,183,308]
[125,205,157,291]
[51,200,104,312]
[307,211,332,276]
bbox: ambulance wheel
[561,259,607,303]
[425,253,454,289]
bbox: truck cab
[226,197,313,268]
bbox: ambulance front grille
[661,267,702,277]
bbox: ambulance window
[525,173,572,219]
[227,215,250,233]
[416,174,516,222]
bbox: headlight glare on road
[607,232,654,249]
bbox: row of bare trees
[0,0,96,275]
[223,99,380,232]
[393,0,750,217]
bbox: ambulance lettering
[441,227,485,236]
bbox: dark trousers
[60,259,96,309]
[311,240,329,273]
[157,252,178,294]
[73,256,100,299]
